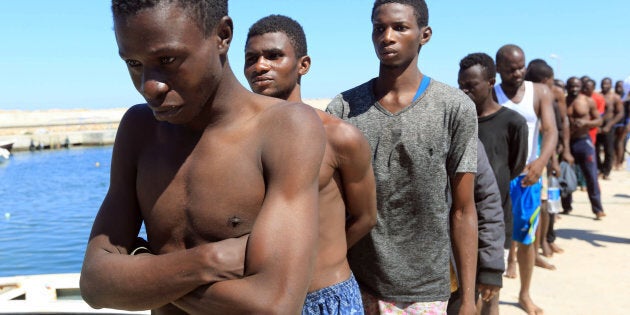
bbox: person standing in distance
[457,52,529,315]
[493,44,558,315]
[244,14,378,314]
[327,1,479,314]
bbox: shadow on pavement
[556,228,630,247]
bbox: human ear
[298,55,311,76]
[217,16,233,54]
[420,26,432,45]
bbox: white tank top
[495,81,540,165]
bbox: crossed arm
[333,121,377,249]
[80,104,327,313]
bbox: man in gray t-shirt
[326,1,478,312]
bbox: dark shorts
[302,274,364,315]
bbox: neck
[186,60,251,130]
[374,57,422,98]
[499,81,523,98]
[477,97,502,117]
[284,85,303,103]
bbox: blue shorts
[302,274,364,315]
[510,175,542,245]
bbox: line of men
[79,0,620,314]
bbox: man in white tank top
[493,44,557,315]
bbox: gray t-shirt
[327,78,477,302]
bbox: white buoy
[4,212,10,219]
[95,162,100,167]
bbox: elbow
[79,275,105,310]
[253,294,304,315]
[366,211,377,230]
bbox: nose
[254,56,271,73]
[140,73,169,104]
[382,27,395,45]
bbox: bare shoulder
[316,109,369,156]
[533,82,552,100]
[116,104,158,146]
[259,99,323,131]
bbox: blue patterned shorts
[302,274,364,315]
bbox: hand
[562,151,575,165]
[521,161,543,186]
[551,159,561,176]
[602,125,611,133]
[457,299,477,315]
[198,234,249,283]
[477,284,500,302]
[573,118,585,128]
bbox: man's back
[309,109,376,292]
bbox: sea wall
[0,99,331,152]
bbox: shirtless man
[494,44,558,315]
[596,78,623,179]
[243,14,377,313]
[601,78,626,171]
[523,59,568,269]
[80,1,326,314]
[565,77,605,220]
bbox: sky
[1,0,629,110]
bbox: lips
[379,47,397,57]
[150,105,182,121]
[251,76,274,88]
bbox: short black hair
[246,15,307,58]
[372,0,429,27]
[524,59,553,83]
[111,0,228,36]
[496,44,524,65]
[459,52,496,80]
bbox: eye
[125,59,141,67]
[267,53,282,60]
[394,25,407,31]
[160,56,175,65]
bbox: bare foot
[549,242,564,254]
[505,260,518,278]
[535,254,556,270]
[519,294,544,315]
[541,241,553,257]
[595,212,607,220]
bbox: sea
[0,146,145,277]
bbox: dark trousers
[546,213,556,243]
[596,129,615,176]
[563,136,604,214]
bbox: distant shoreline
[0,99,331,151]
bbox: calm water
[0,146,124,277]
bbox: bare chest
[136,135,265,252]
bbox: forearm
[174,275,307,315]
[346,215,376,249]
[80,246,209,311]
[451,205,478,304]
[607,112,625,129]
[586,117,603,129]
[538,128,558,165]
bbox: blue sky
[1,0,628,110]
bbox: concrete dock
[0,100,332,152]
[0,108,128,151]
